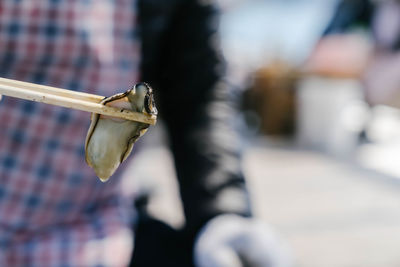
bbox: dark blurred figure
[132,1,292,266]
[307,0,400,107]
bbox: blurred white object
[358,140,400,178]
[297,77,369,157]
[357,105,400,178]
[194,214,293,267]
[366,105,400,142]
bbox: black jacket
[323,0,373,36]
[138,0,251,237]
[324,0,400,50]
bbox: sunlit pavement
[126,135,400,267]
[245,139,400,267]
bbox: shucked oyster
[85,83,157,182]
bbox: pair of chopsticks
[0,77,156,125]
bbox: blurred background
[126,0,400,266]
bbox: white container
[297,77,368,157]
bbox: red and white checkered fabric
[0,1,140,266]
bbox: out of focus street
[245,140,400,267]
[127,132,400,267]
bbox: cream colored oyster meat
[85,83,157,182]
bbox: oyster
[85,83,157,182]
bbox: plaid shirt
[0,1,141,266]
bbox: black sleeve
[138,0,251,234]
[323,0,374,35]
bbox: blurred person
[307,0,400,107]
[0,0,291,266]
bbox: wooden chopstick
[0,77,157,125]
